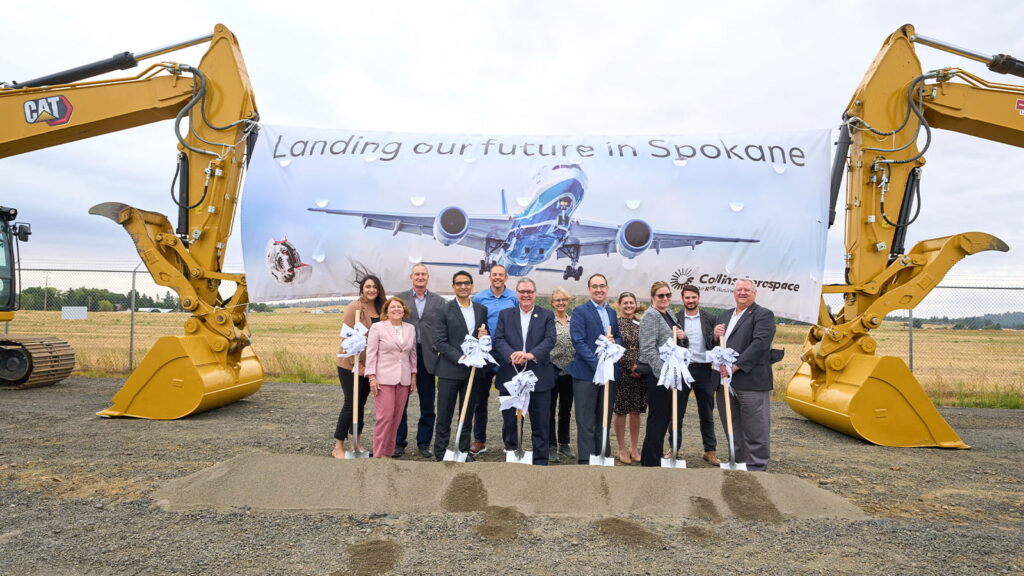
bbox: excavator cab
[0,206,75,389]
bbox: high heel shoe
[630,448,641,463]
[618,450,631,465]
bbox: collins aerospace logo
[670,267,696,289]
[23,95,73,126]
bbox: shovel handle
[352,309,362,428]
[456,366,477,430]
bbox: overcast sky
[3,0,1023,288]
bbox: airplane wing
[308,207,510,252]
[561,219,759,258]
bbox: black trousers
[471,367,497,443]
[678,364,717,452]
[640,373,687,466]
[500,389,552,465]
[548,373,574,446]
[334,367,370,441]
[433,374,484,460]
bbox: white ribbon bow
[592,334,625,385]
[708,345,739,395]
[500,369,537,412]
[337,322,369,358]
[658,337,695,391]
[459,334,497,368]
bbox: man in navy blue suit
[493,278,557,465]
[565,273,623,464]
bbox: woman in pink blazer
[365,296,418,459]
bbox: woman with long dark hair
[332,265,386,458]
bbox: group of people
[331,262,778,472]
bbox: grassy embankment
[7,308,1022,408]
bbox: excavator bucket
[97,335,262,420]
[786,356,968,449]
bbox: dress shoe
[392,445,406,458]
[465,453,476,463]
[702,451,721,466]
[558,444,575,459]
[470,441,487,455]
[618,450,631,465]
[630,448,642,463]
[418,445,432,459]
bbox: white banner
[241,125,830,322]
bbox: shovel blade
[589,454,615,467]
[661,458,687,468]
[506,450,533,465]
[720,461,748,471]
[443,449,467,463]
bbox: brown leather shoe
[470,441,486,455]
[702,451,721,466]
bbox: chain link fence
[8,268,1023,406]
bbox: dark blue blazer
[493,306,557,393]
[565,300,622,382]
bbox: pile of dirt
[153,452,864,521]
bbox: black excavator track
[0,336,76,389]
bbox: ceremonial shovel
[505,408,533,465]
[719,334,747,471]
[345,310,369,459]
[661,331,687,469]
[443,366,476,462]
[590,327,616,467]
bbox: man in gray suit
[394,263,446,459]
[712,278,777,472]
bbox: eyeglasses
[551,298,569,303]
[654,293,672,299]
[589,284,607,290]
[517,290,536,295]
[453,281,473,287]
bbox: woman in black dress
[613,292,645,464]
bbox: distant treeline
[911,311,1024,331]
[19,286,274,313]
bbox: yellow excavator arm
[0,24,263,418]
[787,24,1022,448]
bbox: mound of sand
[154,451,863,521]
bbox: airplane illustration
[308,164,758,280]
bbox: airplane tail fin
[500,189,508,216]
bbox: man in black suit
[674,284,721,466]
[394,263,447,459]
[493,278,557,465]
[431,270,490,462]
[711,278,777,471]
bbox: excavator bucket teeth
[97,335,262,420]
[786,356,968,449]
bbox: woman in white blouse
[365,297,418,459]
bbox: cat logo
[23,95,73,126]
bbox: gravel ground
[1,377,1021,575]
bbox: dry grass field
[5,307,1022,407]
